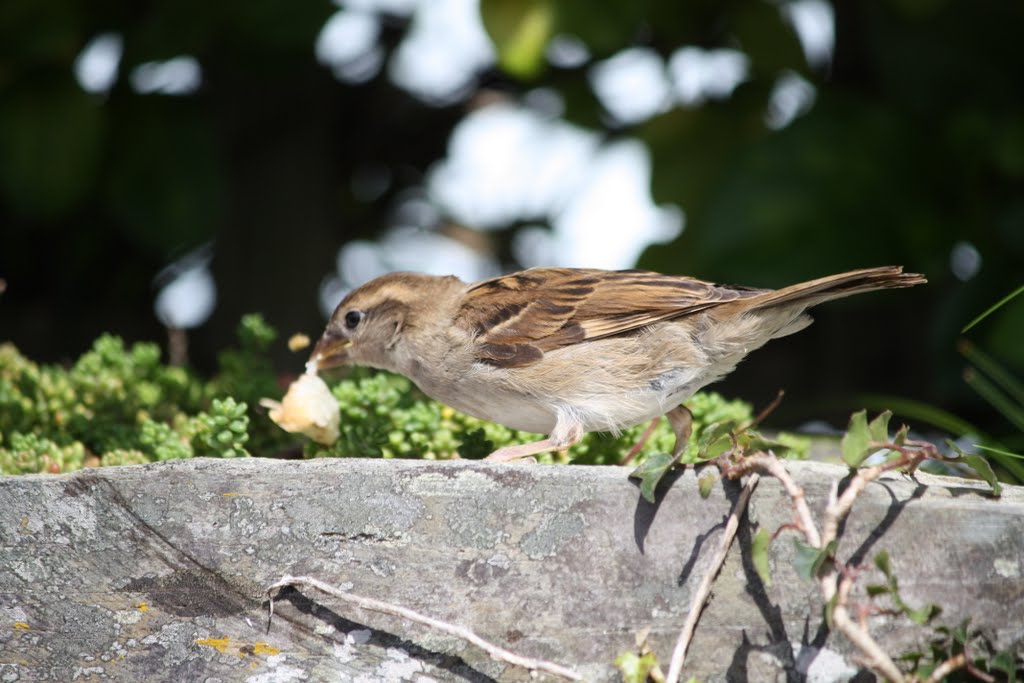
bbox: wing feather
[460,268,763,368]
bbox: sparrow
[310,266,925,461]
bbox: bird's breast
[400,328,712,435]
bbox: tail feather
[690,266,925,376]
[744,266,926,311]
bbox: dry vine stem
[665,473,760,683]
[721,442,976,683]
[266,575,583,681]
[724,451,906,681]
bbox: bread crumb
[287,333,311,352]
[261,372,339,445]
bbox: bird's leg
[485,417,584,463]
[620,405,694,465]
[666,405,694,458]
[620,417,661,465]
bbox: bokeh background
[2,0,1022,435]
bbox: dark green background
[1,0,1021,435]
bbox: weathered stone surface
[0,458,1021,682]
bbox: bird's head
[309,272,463,372]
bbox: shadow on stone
[271,585,499,683]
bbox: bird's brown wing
[459,268,763,368]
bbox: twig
[266,575,583,681]
[829,573,905,682]
[743,389,785,432]
[818,464,907,681]
[731,452,908,682]
[965,663,998,683]
[166,326,189,367]
[722,453,821,548]
[820,450,924,562]
[621,417,661,465]
[926,653,967,683]
[665,473,760,683]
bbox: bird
[309,266,926,462]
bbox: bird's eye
[344,310,364,329]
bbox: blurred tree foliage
[478,0,1024,433]
[0,0,1021,436]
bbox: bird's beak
[309,332,351,371]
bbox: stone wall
[1,458,1021,682]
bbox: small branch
[733,451,908,682]
[832,605,905,682]
[821,445,929,552]
[266,575,583,681]
[821,449,924,550]
[665,473,760,683]
[722,453,821,548]
[829,572,906,683]
[822,472,870,549]
[964,663,998,683]
[166,326,189,367]
[743,389,785,432]
[815,465,907,681]
[621,417,661,465]
[718,434,983,683]
[926,653,967,683]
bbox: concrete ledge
[1,458,1021,682]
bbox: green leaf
[480,0,555,79]
[952,618,971,645]
[697,420,737,444]
[948,440,1004,497]
[630,452,676,504]
[964,365,1024,434]
[743,435,794,458]
[824,591,839,629]
[915,663,937,679]
[959,339,1024,408]
[751,527,772,587]
[792,539,835,580]
[991,650,1018,683]
[855,395,985,442]
[961,284,1024,333]
[613,650,660,683]
[840,410,872,467]
[696,420,739,459]
[962,454,1003,496]
[899,651,924,671]
[893,423,909,447]
[865,583,890,597]
[874,550,893,579]
[973,444,1024,460]
[906,603,942,625]
[697,472,716,499]
[867,410,892,443]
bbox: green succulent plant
[0,314,803,474]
